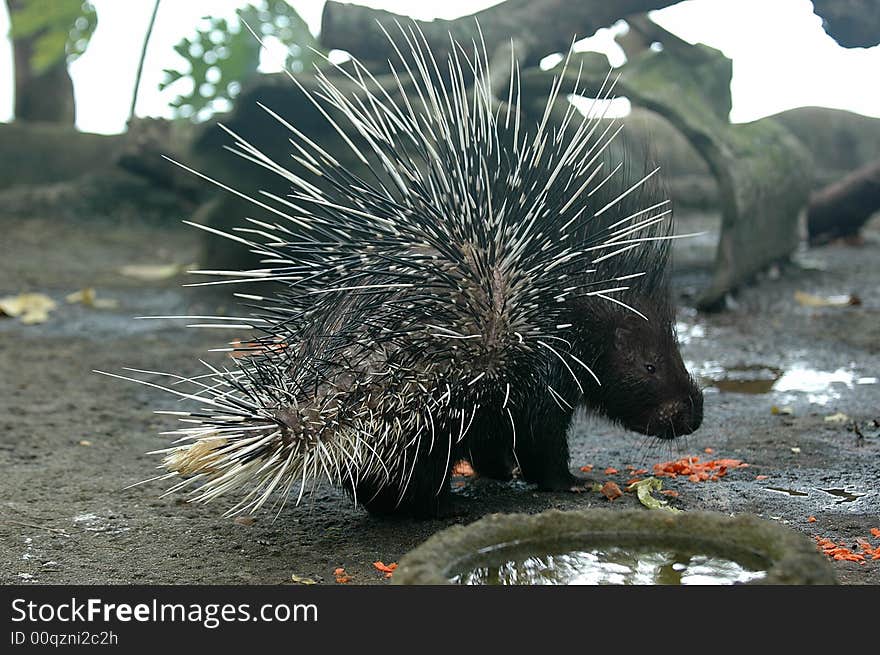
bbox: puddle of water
[699,362,876,404]
[707,365,782,394]
[819,488,865,504]
[675,321,705,346]
[766,487,809,497]
[775,368,859,394]
[764,486,867,506]
[450,546,767,585]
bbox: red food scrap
[373,561,398,574]
[600,481,623,501]
[579,465,593,473]
[653,456,748,482]
[815,537,866,564]
[604,467,618,475]
[755,475,769,481]
[334,567,352,583]
[815,532,880,564]
[808,516,817,523]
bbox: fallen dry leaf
[69,289,111,308]
[627,477,681,513]
[66,287,118,309]
[794,291,860,308]
[119,263,189,281]
[290,574,317,585]
[233,516,255,526]
[823,412,849,424]
[452,460,475,477]
[0,293,57,324]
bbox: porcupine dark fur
[105,24,703,519]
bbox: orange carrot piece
[600,481,622,501]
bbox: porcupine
[107,24,703,519]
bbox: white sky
[0,0,878,134]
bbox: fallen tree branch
[320,0,682,70]
[807,158,880,244]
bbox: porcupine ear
[613,325,631,351]
[613,314,642,351]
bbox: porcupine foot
[512,397,581,492]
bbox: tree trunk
[8,0,76,125]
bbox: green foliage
[160,0,319,121]
[9,0,97,73]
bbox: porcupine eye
[645,363,656,374]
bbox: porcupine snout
[652,378,703,439]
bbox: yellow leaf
[0,293,57,324]
[794,291,858,307]
[119,263,187,281]
[627,477,682,513]
[66,288,118,309]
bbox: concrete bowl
[393,509,836,585]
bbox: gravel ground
[1,209,877,585]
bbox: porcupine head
[106,22,704,518]
[567,155,703,440]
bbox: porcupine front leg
[512,393,579,491]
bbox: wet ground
[1,208,878,585]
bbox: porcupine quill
[98,21,703,519]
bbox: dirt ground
[1,207,878,586]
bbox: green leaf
[162,0,322,122]
[9,0,97,72]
